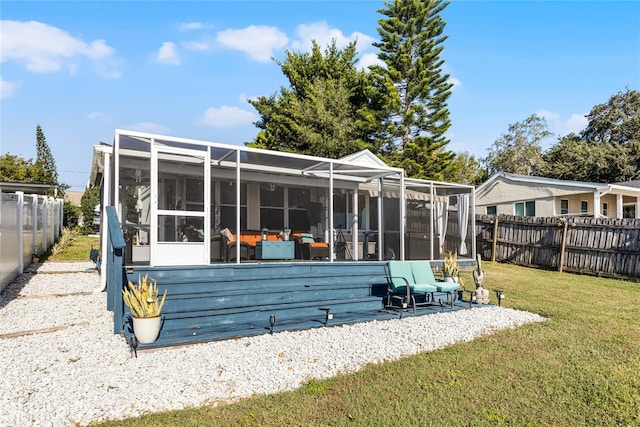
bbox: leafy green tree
[580,88,640,144]
[63,201,81,229]
[0,154,36,182]
[484,114,551,176]
[372,0,455,180]
[248,40,381,158]
[80,186,100,235]
[33,124,59,186]
[444,151,487,185]
[542,135,640,183]
[541,89,640,183]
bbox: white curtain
[457,194,469,255]
[435,198,449,256]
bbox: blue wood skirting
[117,262,398,349]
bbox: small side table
[255,241,295,260]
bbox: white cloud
[156,42,180,65]
[0,20,120,77]
[239,93,256,104]
[536,110,588,137]
[183,41,209,51]
[197,106,257,128]
[448,77,462,90]
[358,53,383,70]
[127,122,171,134]
[178,22,204,32]
[0,75,22,99]
[290,21,376,54]
[562,113,588,135]
[87,111,107,120]
[537,110,560,121]
[216,25,288,62]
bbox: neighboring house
[475,172,640,219]
[63,190,84,206]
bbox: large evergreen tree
[248,40,381,158]
[34,124,59,185]
[372,0,455,180]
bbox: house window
[602,202,609,217]
[514,201,535,217]
[581,200,588,215]
[333,192,370,230]
[486,206,497,215]
[260,184,284,230]
[219,182,247,230]
[560,199,569,215]
[288,187,311,231]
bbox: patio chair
[384,260,438,316]
[408,260,459,308]
[293,232,330,260]
[385,260,459,315]
[219,228,250,261]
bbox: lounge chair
[384,260,459,316]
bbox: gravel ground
[0,262,546,426]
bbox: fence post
[558,219,569,273]
[31,195,38,256]
[16,192,24,274]
[491,217,499,262]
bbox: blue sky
[1,1,639,191]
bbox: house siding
[557,193,620,217]
[476,173,640,219]
[476,180,576,217]
[476,178,627,218]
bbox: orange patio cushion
[308,242,328,248]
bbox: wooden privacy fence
[475,215,640,280]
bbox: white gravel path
[0,262,546,426]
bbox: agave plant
[122,274,167,318]
[442,251,460,278]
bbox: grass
[37,233,636,424]
[42,230,99,262]
[91,262,639,427]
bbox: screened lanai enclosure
[90,130,475,267]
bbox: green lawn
[43,231,99,262]
[92,263,639,427]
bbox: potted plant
[442,251,460,283]
[122,274,167,343]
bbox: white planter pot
[132,316,161,343]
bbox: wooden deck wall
[121,262,393,349]
[476,214,640,280]
[105,207,475,352]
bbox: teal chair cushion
[299,233,315,243]
[387,260,415,291]
[410,260,457,292]
[409,261,437,284]
[436,281,459,292]
[413,283,438,292]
